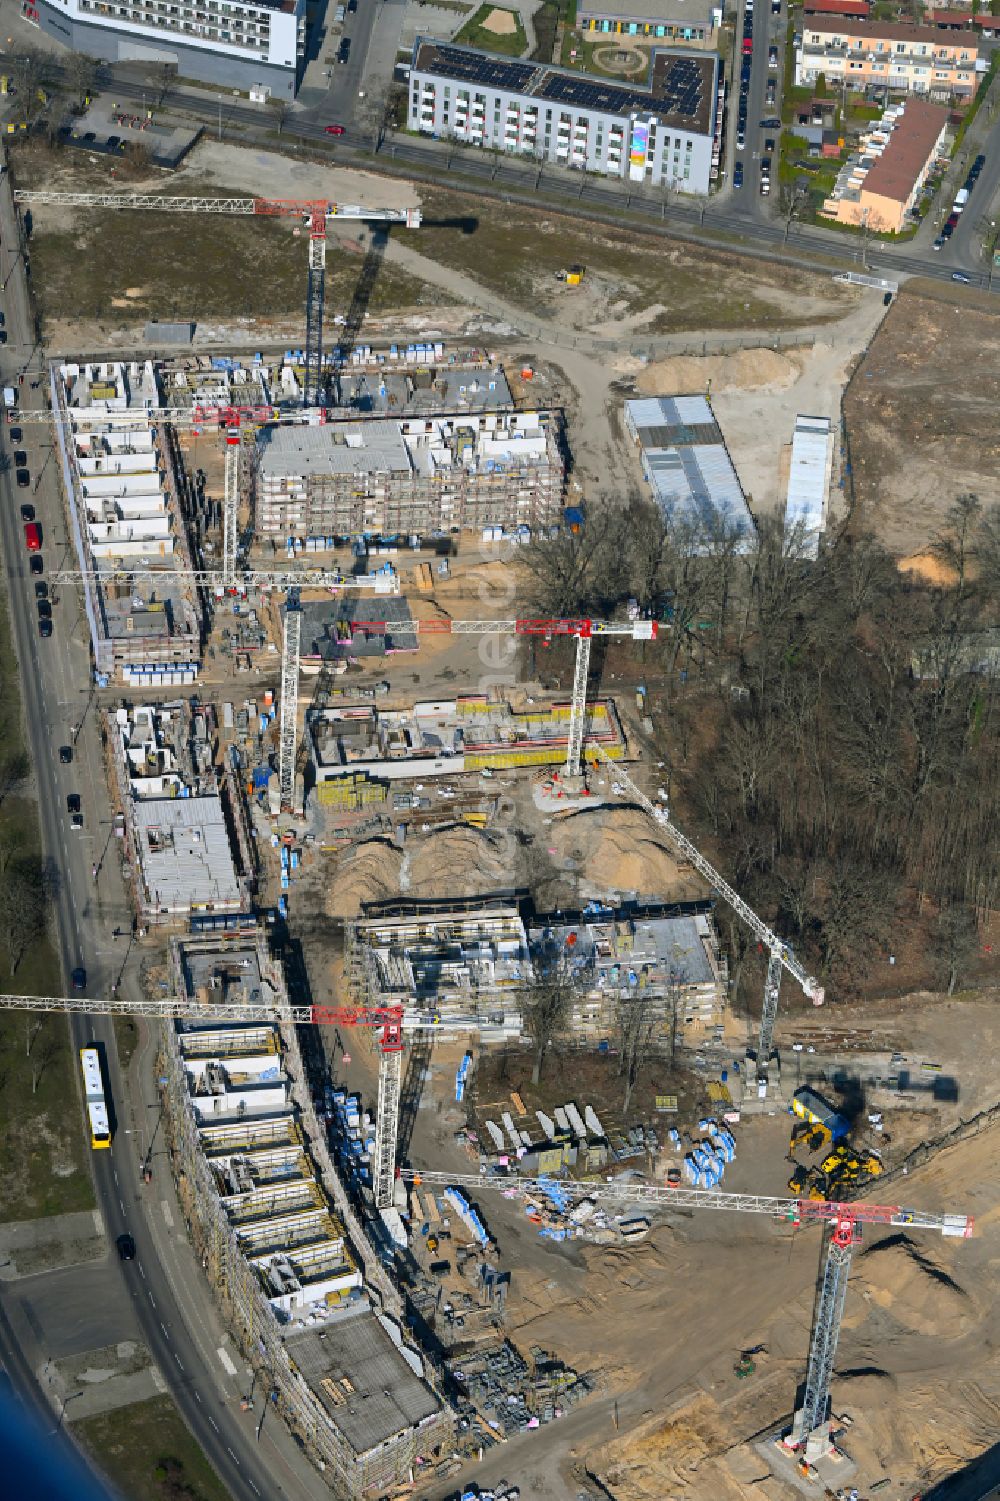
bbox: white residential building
[34,0,305,98]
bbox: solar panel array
[419,43,537,92]
[537,53,708,123]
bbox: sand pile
[636,348,801,397]
[857,1234,972,1336]
[549,808,708,899]
[326,840,403,920]
[325,826,514,918]
[403,826,512,897]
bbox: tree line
[517,493,1000,1003]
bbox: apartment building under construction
[348,897,530,1040]
[254,409,565,539]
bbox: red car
[742,38,753,53]
[24,521,41,551]
[324,124,346,136]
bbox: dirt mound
[857,1233,972,1336]
[549,807,708,899]
[636,348,801,397]
[325,839,403,920]
[404,826,512,897]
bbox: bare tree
[267,96,289,136]
[0,751,30,808]
[778,181,808,243]
[64,51,96,106]
[24,1014,44,1057]
[31,1030,58,1095]
[2,861,48,976]
[932,902,979,996]
[520,952,578,1086]
[517,502,633,618]
[617,993,656,1115]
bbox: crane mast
[402,1166,971,1458]
[590,744,823,1079]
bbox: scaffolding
[222,427,240,592]
[279,602,302,813]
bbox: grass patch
[560,31,649,77]
[114,1015,140,1071]
[75,1396,231,1501]
[454,2,528,55]
[0,592,93,1224]
[531,0,561,61]
[29,214,456,327]
[398,184,849,332]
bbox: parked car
[71,812,83,830]
[13,449,26,466]
[36,599,51,620]
[38,617,52,638]
[736,129,746,150]
[764,136,776,152]
[67,793,81,814]
[932,236,945,251]
[768,45,778,66]
[35,582,48,601]
[734,162,744,187]
[29,553,43,575]
[23,521,41,551]
[16,468,30,488]
[58,744,72,763]
[324,123,346,135]
[9,426,21,443]
[20,504,34,522]
[760,116,781,129]
[338,37,351,61]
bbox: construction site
[5,131,999,1501]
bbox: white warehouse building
[33,0,305,98]
[409,39,721,193]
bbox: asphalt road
[0,154,315,1501]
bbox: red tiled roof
[803,0,870,14]
[928,8,974,22]
[863,98,949,204]
[803,14,973,43]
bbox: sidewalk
[118,1009,334,1501]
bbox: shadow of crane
[396,1028,433,1167]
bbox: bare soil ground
[843,284,1000,554]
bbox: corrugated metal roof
[646,443,754,536]
[785,416,831,551]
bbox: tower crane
[13,190,422,410]
[589,743,823,1086]
[282,614,660,806]
[402,1165,972,1458]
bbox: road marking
[148,1291,156,1308]
[217,1347,237,1377]
[160,1320,169,1339]
[112,1169,118,1185]
[193,1390,202,1404]
[174,1353,184,1370]
[161,1200,174,1230]
[118,1197,125,1213]
[137,1262,145,1279]
[208,1416,219,1432]
[226,1448,239,1465]
[249,1483,259,1496]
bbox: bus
[79,1047,111,1150]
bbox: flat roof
[627,396,753,540]
[259,422,411,479]
[288,1309,442,1456]
[862,98,948,202]
[132,796,242,908]
[785,415,830,535]
[577,0,715,22]
[803,0,871,14]
[413,39,717,135]
[296,596,417,659]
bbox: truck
[3,387,16,411]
